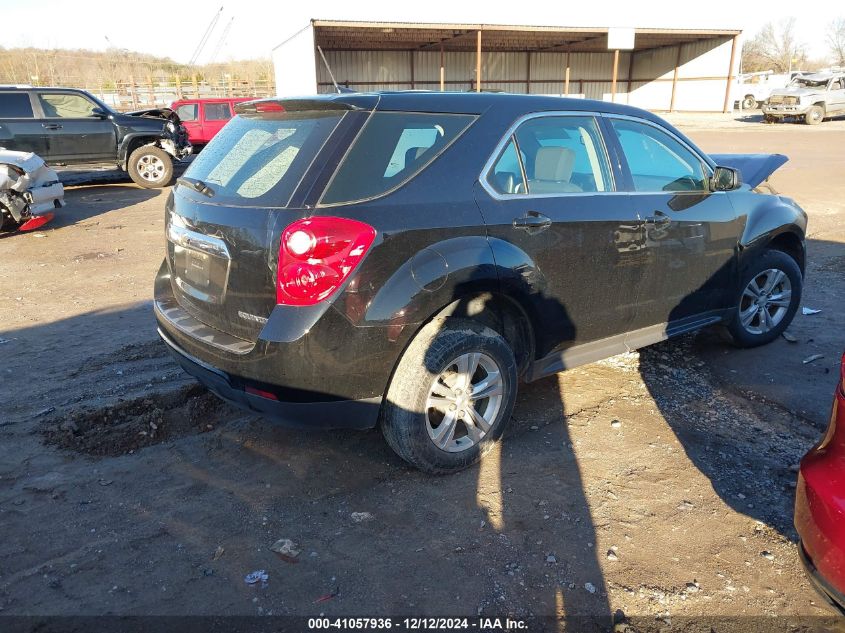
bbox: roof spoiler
[235,97,371,116]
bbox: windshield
[181,111,343,207]
[789,77,829,88]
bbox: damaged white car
[0,149,64,232]
[763,72,845,125]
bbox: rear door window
[0,93,34,118]
[512,116,612,194]
[320,112,476,205]
[181,111,344,207]
[488,138,527,195]
[204,103,233,121]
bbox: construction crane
[188,6,224,67]
[208,17,234,65]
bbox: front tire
[725,249,802,348]
[805,106,824,125]
[742,95,757,110]
[127,145,173,188]
[380,318,518,474]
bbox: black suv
[154,92,806,473]
[0,86,191,188]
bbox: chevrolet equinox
[154,92,806,473]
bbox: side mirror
[91,107,110,119]
[711,166,740,191]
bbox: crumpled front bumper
[160,138,193,160]
[0,150,64,225]
[763,103,810,116]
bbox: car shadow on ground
[636,235,845,544]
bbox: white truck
[735,70,807,110]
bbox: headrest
[534,146,575,182]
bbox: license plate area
[170,242,231,305]
[167,220,233,305]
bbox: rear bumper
[158,326,382,430]
[798,540,845,614]
[153,257,399,430]
[795,390,845,611]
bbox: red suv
[171,98,252,149]
[795,351,845,613]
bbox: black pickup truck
[0,86,191,188]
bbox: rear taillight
[255,102,285,113]
[276,217,376,306]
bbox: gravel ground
[0,117,843,630]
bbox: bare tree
[742,19,807,73]
[0,46,275,105]
[829,18,845,67]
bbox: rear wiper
[177,177,215,197]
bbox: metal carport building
[272,20,741,112]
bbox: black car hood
[710,153,789,188]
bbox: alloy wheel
[738,268,792,335]
[425,352,504,453]
[136,154,166,182]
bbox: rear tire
[724,249,802,348]
[805,106,824,125]
[742,95,757,110]
[127,145,173,188]
[380,318,518,474]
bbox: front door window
[37,93,99,118]
[609,119,707,192]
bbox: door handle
[512,211,552,233]
[643,211,671,228]
[42,123,62,130]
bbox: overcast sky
[0,0,838,62]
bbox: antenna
[317,46,341,94]
[188,6,224,66]
[208,17,234,64]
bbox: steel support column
[670,44,682,111]
[723,34,739,113]
[476,30,482,92]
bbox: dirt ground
[1,114,844,630]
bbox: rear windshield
[320,112,476,205]
[181,111,343,207]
